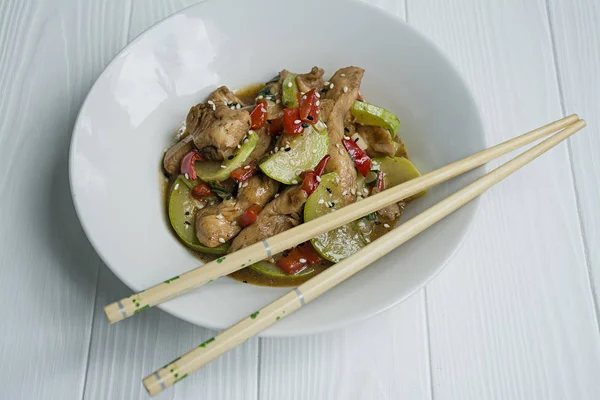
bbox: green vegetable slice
[372,157,425,199]
[304,173,366,262]
[194,131,259,182]
[282,73,299,108]
[168,176,229,254]
[250,261,314,278]
[351,101,401,136]
[259,125,329,184]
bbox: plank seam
[80,267,102,400]
[543,0,600,333]
[423,287,435,400]
[257,338,262,400]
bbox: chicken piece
[355,125,396,158]
[265,99,284,120]
[393,136,408,158]
[186,103,251,161]
[247,125,274,164]
[195,175,279,247]
[162,135,194,175]
[228,187,308,253]
[208,86,245,107]
[318,99,335,123]
[376,202,403,221]
[322,66,365,204]
[296,66,325,93]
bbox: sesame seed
[292,180,298,184]
[274,193,280,198]
[207,100,215,106]
[294,119,301,124]
[315,100,320,106]
[302,95,307,100]
[315,92,321,98]
[318,199,325,204]
[184,173,189,179]
[242,182,249,187]
[339,149,344,155]
[351,188,356,195]
[232,221,237,226]
[221,165,226,169]
[216,214,224,219]
[299,258,307,263]
[287,81,292,87]
[384,224,390,228]
[185,224,189,229]
[260,107,266,113]
[324,81,330,85]
[276,99,281,104]
[342,190,348,195]
[244,165,251,169]
[237,144,241,149]
[224,101,229,105]
[363,188,369,194]
[198,203,205,209]
[344,135,350,140]
[312,149,317,153]
[329,83,334,89]
[236,103,241,109]
[274,147,279,152]
[285,147,291,152]
[335,143,340,148]
[218,238,226,243]
[230,106,235,110]
[174,183,179,190]
[238,182,243,189]
[340,73,346,77]
[343,86,348,93]
[316,176,321,182]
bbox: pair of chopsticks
[106,114,584,396]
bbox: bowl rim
[69,0,487,336]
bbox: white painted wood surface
[0,0,598,399]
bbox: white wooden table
[1,0,599,399]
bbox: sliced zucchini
[168,176,229,255]
[250,261,314,278]
[304,173,366,262]
[259,125,329,185]
[351,101,400,136]
[372,157,425,199]
[282,73,299,108]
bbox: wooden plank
[0,0,130,399]
[409,0,600,398]
[82,1,258,398]
[546,0,600,322]
[258,3,432,399]
[83,268,258,400]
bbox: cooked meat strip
[186,103,251,161]
[355,124,396,158]
[376,202,403,221]
[195,175,279,247]
[162,135,194,175]
[322,66,365,204]
[393,136,407,158]
[296,66,325,93]
[228,187,308,253]
[208,86,245,107]
[247,125,273,163]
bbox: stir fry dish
[162,66,424,286]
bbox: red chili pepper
[230,163,257,183]
[300,155,331,196]
[342,137,372,177]
[299,88,320,123]
[268,117,284,135]
[283,108,305,135]
[180,150,203,179]
[314,154,331,177]
[250,100,268,130]
[237,204,262,228]
[191,183,214,199]
[276,242,322,275]
[376,171,385,192]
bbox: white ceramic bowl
[70,0,485,336]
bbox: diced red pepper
[300,155,331,196]
[250,100,268,130]
[268,117,284,135]
[180,150,203,179]
[191,183,214,199]
[299,88,320,123]
[342,137,372,177]
[237,204,262,228]
[313,154,331,177]
[283,108,305,135]
[276,242,322,275]
[230,163,257,183]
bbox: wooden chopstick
[104,114,579,324]
[142,118,587,396]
